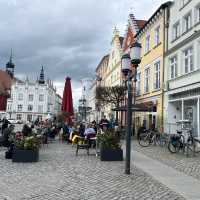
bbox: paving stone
[0,140,185,200]
[133,140,200,180]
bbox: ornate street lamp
[121,41,141,175]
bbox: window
[154,25,160,46]
[28,94,34,101]
[28,105,33,111]
[154,61,160,89]
[195,4,200,23]
[47,105,51,112]
[144,67,150,93]
[38,105,43,113]
[7,104,11,111]
[170,56,178,79]
[18,93,23,101]
[136,72,141,95]
[39,94,44,102]
[173,22,180,40]
[145,35,150,53]
[17,114,22,120]
[17,105,23,112]
[183,47,193,73]
[183,13,192,33]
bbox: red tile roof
[136,20,147,29]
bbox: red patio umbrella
[61,77,73,123]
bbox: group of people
[0,115,114,149]
[57,116,113,147]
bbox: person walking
[1,118,10,135]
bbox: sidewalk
[132,146,200,200]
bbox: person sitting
[84,124,96,147]
[2,125,15,147]
[22,124,32,137]
[99,116,109,130]
[1,118,10,135]
[78,123,85,137]
[91,120,97,133]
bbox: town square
[0,0,200,199]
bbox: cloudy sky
[0,0,166,107]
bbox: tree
[96,85,127,124]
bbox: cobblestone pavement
[134,140,200,181]
[0,140,185,200]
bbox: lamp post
[121,41,141,175]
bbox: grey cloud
[0,0,165,103]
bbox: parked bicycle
[168,130,200,156]
[138,129,162,147]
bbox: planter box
[100,147,123,161]
[12,149,39,163]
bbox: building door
[184,99,198,136]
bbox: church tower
[6,49,15,78]
[39,66,45,84]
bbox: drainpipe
[161,6,170,132]
[197,98,200,137]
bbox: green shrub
[97,129,121,149]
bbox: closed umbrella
[61,77,73,123]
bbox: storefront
[135,95,162,131]
[166,88,200,137]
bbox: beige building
[104,28,124,119]
[105,28,123,87]
[95,54,109,120]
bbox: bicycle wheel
[138,132,151,147]
[168,140,181,153]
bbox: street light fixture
[121,41,141,175]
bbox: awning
[112,102,155,112]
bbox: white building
[164,0,200,136]
[78,78,93,121]
[6,67,62,122]
[87,80,97,122]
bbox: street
[0,140,185,200]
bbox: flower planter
[12,149,39,162]
[100,147,123,161]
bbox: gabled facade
[123,14,146,53]
[105,28,123,87]
[164,0,200,136]
[121,14,146,125]
[104,28,124,119]
[135,2,171,131]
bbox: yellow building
[134,2,171,131]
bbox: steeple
[39,66,45,84]
[6,49,15,78]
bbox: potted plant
[12,136,40,162]
[97,129,123,161]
